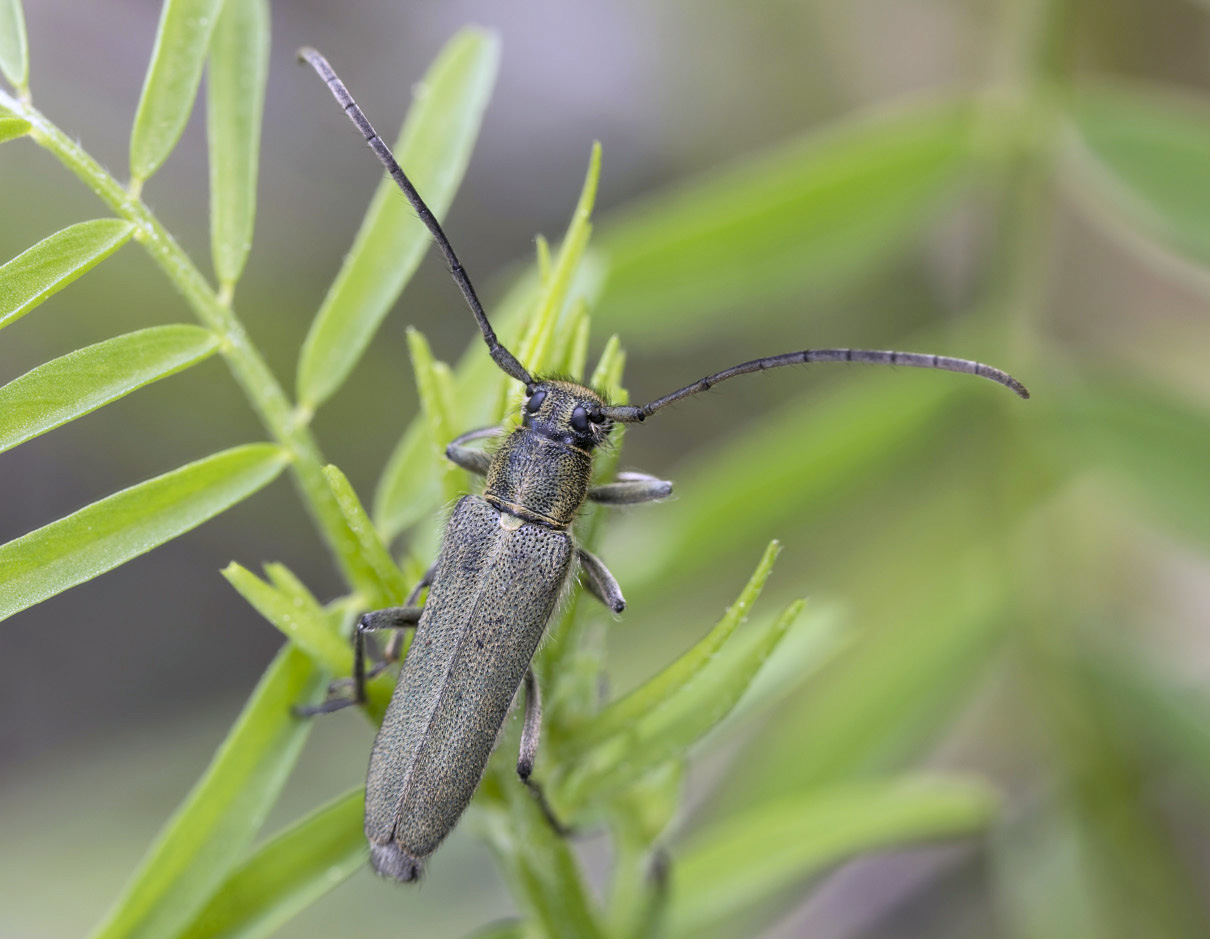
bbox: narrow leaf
[668,777,997,936]
[573,541,782,750]
[88,644,328,939]
[0,115,29,143]
[506,143,601,410]
[130,0,225,182]
[322,464,410,606]
[1045,376,1210,550]
[559,600,803,813]
[479,771,607,939]
[406,328,462,505]
[0,325,219,454]
[222,562,350,675]
[0,0,28,90]
[0,219,134,332]
[207,0,270,287]
[175,789,365,939]
[296,28,499,409]
[1070,84,1210,266]
[611,370,956,593]
[596,101,976,341]
[0,443,287,621]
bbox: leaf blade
[668,777,998,936]
[206,0,270,287]
[0,115,29,143]
[0,219,134,331]
[0,443,288,621]
[0,0,28,90]
[1069,83,1210,267]
[174,789,366,939]
[130,0,224,182]
[595,100,977,341]
[0,324,220,453]
[296,28,500,409]
[88,644,327,939]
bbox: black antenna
[598,348,1030,422]
[298,47,533,388]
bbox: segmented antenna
[598,348,1030,422]
[298,48,533,388]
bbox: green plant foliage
[1044,374,1210,550]
[0,218,134,331]
[206,0,270,288]
[1071,84,1210,266]
[0,114,28,141]
[406,327,463,506]
[222,562,351,676]
[129,0,225,183]
[568,541,783,751]
[295,28,499,410]
[0,443,287,621]
[0,325,219,453]
[0,0,28,90]
[321,464,410,607]
[668,777,998,936]
[15,10,1189,937]
[175,790,365,939]
[595,100,978,340]
[89,644,328,939]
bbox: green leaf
[500,143,602,416]
[322,464,410,606]
[1070,84,1210,267]
[222,562,350,675]
[733,554,1006,802]
[558,596,804,814]
[175,789,365,939]
[479,771,607,939]
[668,777,997,936]
[206,0,269,287]
[130,0,225,182]
[1044,375,1210,550]
[612,369,957,592]
[296,28,499,410]
[0,325,219,454]
[595,100,977,341]
[572,541,782,751]
[1083,651,1210,808]
[0,443,287,621]
[0,115,29,143]
[88,644,328,939]
[0,219,134,332]
[406,328,462,505]
[371,270,539,540]
[0,0,28,90]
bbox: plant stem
[0,88,366,593]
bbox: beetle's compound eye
[570,405,590,433]
[526,389,547,413]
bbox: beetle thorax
[482,381,612,529]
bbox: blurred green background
[4,0,1210,936]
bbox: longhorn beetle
[296,47,1031,883]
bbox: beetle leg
[379,564,436,665]
[518,668,572,836]
[578,547,626,613]
[445,425,501,476]
[294,606,422,717]
[588,471,673,505]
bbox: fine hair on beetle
[295,46,1030,885]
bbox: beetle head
[522,380,614,450]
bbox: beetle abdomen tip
[370,842,425,883]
